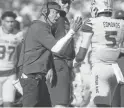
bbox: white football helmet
[90,0,112,17]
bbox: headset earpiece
[46,3,50,17]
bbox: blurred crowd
[0,0,124,30]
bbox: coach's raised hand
[51,17,82,53]
[70,17,82,33]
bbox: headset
[36,2,50,20]
[37,2,61,25]
[43,2,50,17]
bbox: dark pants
[47,59,72,106]
[20,73,51,107]
[117,57,124,107]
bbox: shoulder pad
[81,18,93,33]
[83,18,92,27]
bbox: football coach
[18,1,82,107]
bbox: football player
[75,0,124,107]
[71,33,92,107]
[0,11,23,107]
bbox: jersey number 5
[105,31,117,47]
[0,45,15,61]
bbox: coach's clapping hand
[70,17,82,33]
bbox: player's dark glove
[70,17,82,32]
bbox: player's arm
[75,18,93,63]
[119,38,124,58]
[119,26,124,58]
[75,31,92,63]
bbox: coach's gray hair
[37,0,52,19]
[36,4,46,19]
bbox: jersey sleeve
[81,18,93,33]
